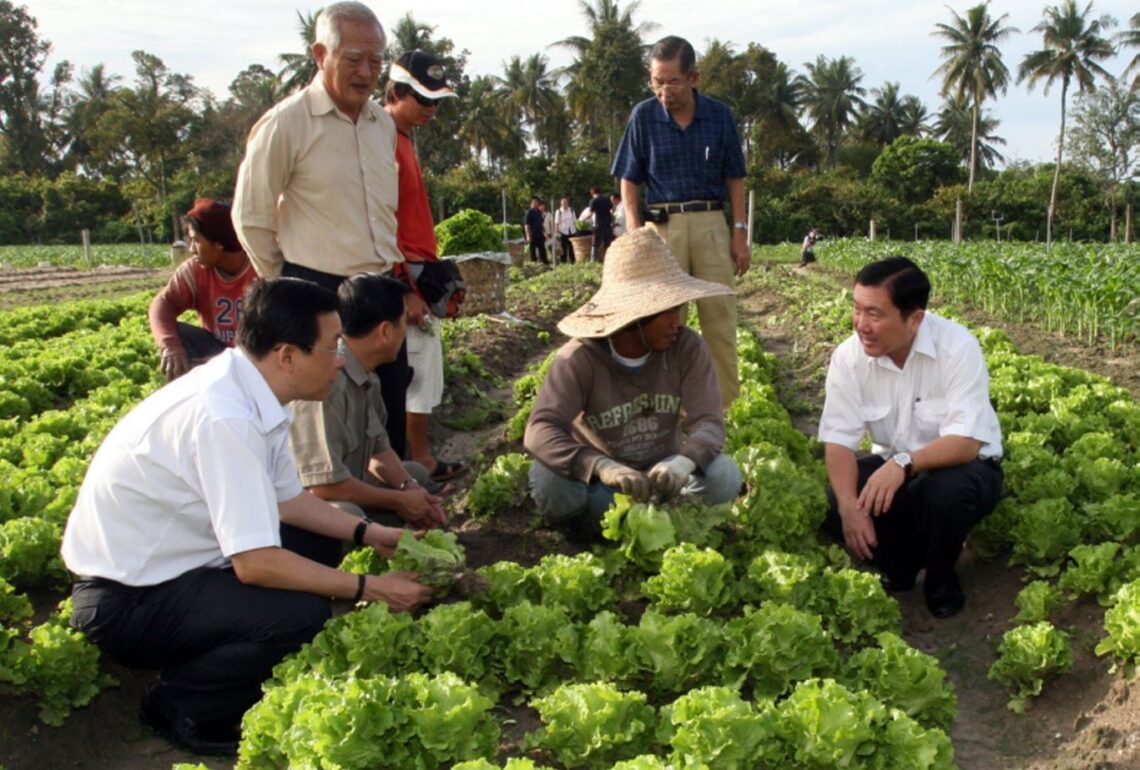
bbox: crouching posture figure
[524,227,743,540]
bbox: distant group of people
[524,187,628,265]
[69,6,1003,759]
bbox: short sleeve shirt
[289,345,389,487]
[818,312,1003,460]
[611,91,747,204]
[61,349,301,586]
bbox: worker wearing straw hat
[524,227,743,540]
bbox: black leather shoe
[879,572,916,593]
[140,689,239,756]
[927,589,965,618]
[925,572,966,619]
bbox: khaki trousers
[650,210,738,406]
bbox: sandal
[429,460,464,482]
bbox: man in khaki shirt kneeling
[288,273,447,568]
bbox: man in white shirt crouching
[818,256,1003,619]
[61,278,432,755]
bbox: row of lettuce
[212,327,963,770]
[818,240,1138,350]
[0,292,162,724]
[3,262,1137,767]
[759,262,1140,712]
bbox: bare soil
[0,265,168,311]
[1,261,1137,770]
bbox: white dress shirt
[818,312,1003,460]
[62,349,303,586]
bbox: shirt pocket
[861,402,892,443]
[914,398,948,432]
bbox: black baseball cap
[389,50,457,100]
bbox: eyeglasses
[411,91,440,108]
[649,77,691,90]
[311,338,347,360]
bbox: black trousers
[528,237,549,264]
[821,456,1003,596]
[558,233,573,264]
[70,568,330,727]
[591,228,611,262]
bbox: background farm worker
[61,278,432,756]
[289,273,447,567]
[585,185,613,262]
[232,1,413,462]
[147,198,256,381]
[801,227,820,266]
[554,196,576,264]
[524,195,550,265]
[818,256,1003,619]
[524,227,743,541]
[385,49,465,484]
[541,200,555,256]
[612,35,750,408]
[611,192,626,238]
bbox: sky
[32,0,1138,166]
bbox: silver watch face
[893,452,912,468]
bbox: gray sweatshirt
[524,329,725,483]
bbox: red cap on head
[184,198,241,252]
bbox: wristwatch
[892,452,914,477]
[733,221,748,231]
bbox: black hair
[854,256,931,317]
[651,36,697,74]
[237,278,339,358]
[337,272,411,338]
[385,80,415,104]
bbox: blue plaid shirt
[611,90,746,205]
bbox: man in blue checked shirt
[612,35,750,407]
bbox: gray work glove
[595,458,652,501]
[647,454,697,499]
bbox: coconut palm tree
[554,0,657,156]
[278,10,320,96]
[66,64,122,173]
[460,75,522,169]
[931,3,1017,193]
[387,12,435,60]
[935,93,1006,169]
[1017,0,1116,246]
[860,82,907,146]
[495,53,561,156]
[796,55,866,168]
[899,96,931,137]
[1118,12,1140,91]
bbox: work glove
[595,458,652,501]
[647,455,697,499]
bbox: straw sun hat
[558,227,734,339]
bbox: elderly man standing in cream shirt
[234,1,417,457]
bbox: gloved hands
[647,455,696,499]
[595,458,652,501]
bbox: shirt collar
[341,343,372,387]
[911,315,937,360]
[229,348,292,433]
[870,314,936,371]
[651,88,711,126]
[307,75,381,122]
